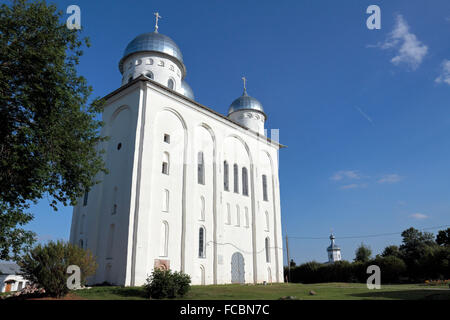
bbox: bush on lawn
[144,268,191,299]
[18,240,97,297]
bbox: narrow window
[200,196,205,221]
[226,203,231,225]
[233,164,239,193]
[163,189,169,212]
[236,205,240,226]
[242,167,249,196]
[80,214,85,234]
[83,191,89,206]
[245,207,249,228]
[112,186,118,215]
[160,221,168,257]
[145,71,153,79]
[198,227,205,258]
[198,152,205,185]
[262,174,268,201]
[265,211,270,231]
[167,78,174,90]
[162,152,169,175]
[163,134,170,144]
[265,237,270,263]
[79,239,84,249]
[107,224,115,259]
[223,161,229,191]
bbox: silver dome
[119,32,185,74]
[180,80,194,100]
[228,90,265,117]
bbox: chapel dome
[228,90,265,117]
[119,32,184,74]
[180,80,194,100]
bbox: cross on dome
[154,12,162,33]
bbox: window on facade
[106,224,115,259]
[80,214,85,234]
[163,189,169,212]
[242,167,249,196]
[198,152,205,185]
[136,59,142,66]
[163,134,170,144]
[265,237,270,263]
[146,58,153,65]
[223,161,229,191]
[262,174,268,201]
[112,186,118,215]
[245,207,249,228]
[236,205,240,226]
[167,78,174,90]
[83,191,89,206]
[200,196,205,221]
[79,239,84,249]
[198,227,205,258]
[162,152,170,175]
[226,203,231,225]
[160,221,168,257]
[233,164,239,193]
[265,211,270,231]
[145,71,154,79]
[117,142,122,150]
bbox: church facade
[69,17,284,286]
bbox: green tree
[0,0,107,260]
[436,228,450,246]
[18,240,98,297]
[354,243,372,262]
[289,259,296,268]
[381,245,401,258]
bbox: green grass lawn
[73,282,450,300]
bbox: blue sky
[23,0,450,264]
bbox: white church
[69,14,284,286]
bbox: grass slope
[73,282,450,300]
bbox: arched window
[80,214,85,234]
[146,58,153,65]
[83,191,89,206]
[162,152,170,175]
[112,186,118,215]
[160,221,169,257]
[233,164,239,193]
[265,211,270,231]
[236,205,240,226]
[167,78,175,90]
[197,152,205,184]
[245,207,249,228]
[223,161,229,191]
[199,196,205,220]
[135,59,142,66]
[262,174,268,201]
[198,227,206,258]
[163,189,169,212]
[79,239,84,249]
[265,237,270,263]
[145,71,154,79]
[242,167,249,196]
[226,203,231,225]
[107,224,115,259]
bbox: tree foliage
[18,240,98,297]
[144,269,191,299]
[0,0,106,260]
[436,228,450,246]
[354,243,372,262]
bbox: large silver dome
[228,90,265,116]
[119,32,184,73]
[180,80,194,100]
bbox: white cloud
[340,183,367,190]
[409,213,429,220]
[330,170,361,181]
[435,59,450,85]
[378,174,403,184]
[373,15,428,70]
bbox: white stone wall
[70,79,284,286]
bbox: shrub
[372,256,407,283]
[144,268,191,299]
[17,240,97,297]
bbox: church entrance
[231,252,245,284]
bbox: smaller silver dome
[180,80,194,100]
[228,90,265,117]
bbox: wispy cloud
[370,14,428,70]
[435,59,450,86]
[409,213,429,220]
[354,106,374,126]
[378,174,403,184]
[340,183,367,190]
[330,170,361,181]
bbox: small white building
[327,234,342,263]
[0,263,29,293]
[69,14,284,286]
